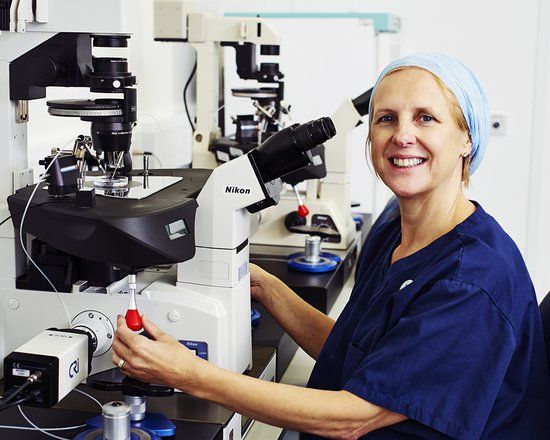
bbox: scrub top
[306,203,550,439]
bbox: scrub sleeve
[343,279,515,439]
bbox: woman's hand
[112,314,201,391]
[250,263,273,304]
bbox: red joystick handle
[297,204,309,218]
[125,309,143,331]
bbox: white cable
[18,149,72,327]
[0,423,86,431]
[0,387,103,436]
[73,388,102,410]
[17,406,70,440]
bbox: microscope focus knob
[29,57,62,87]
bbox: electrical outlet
[490,114,506,136]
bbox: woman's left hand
[112,314,200,390]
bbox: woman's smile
[388,155,428,170]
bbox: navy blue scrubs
[306,203,550,439]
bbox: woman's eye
[377,115,394,123]
[420,114,435,122]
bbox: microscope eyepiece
[250,117,336,183]
[292,117,336,152]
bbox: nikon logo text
[225,186,251,195]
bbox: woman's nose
[392,125,417,147]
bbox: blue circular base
[81,412,173,438]
[251,308,261,328]
[74,427,161,440]
[287,252,340,273]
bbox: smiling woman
[112,53,550,440]
[369,67,473,186]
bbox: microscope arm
[351,88,373,118]
[193,153,273,250]
[323,88,373,179]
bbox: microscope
[154,0,297,170]
[0,2,337,436]
[251,89,373,255]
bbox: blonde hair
[367,66,472,187]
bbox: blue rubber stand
[83,412,175,437]
[287,252,340,273]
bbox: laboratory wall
[23,0,550,299]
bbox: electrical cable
[0,388,103,440]
[0,390,40,412]
[73,388,102,410]
[183,57,197,131]
[18,406,70,440]
[19,150,72,327]
[0,371,42,409]
[0,423,86,432]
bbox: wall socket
[490,114,506,136]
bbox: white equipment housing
[5,330,89,405]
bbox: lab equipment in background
[252,89,372,254]
[212,41,291,164]
[154,0,284,169]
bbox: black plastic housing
[8,169,210,270]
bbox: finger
[116,315,139,346]
[112,335,134,363]
[141,315,164,340]
[111,351,129,371]
[112,352,121,367]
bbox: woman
[112,53,550,439]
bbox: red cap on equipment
[297,204,309,218]
[125,308,143,331]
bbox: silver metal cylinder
[143,154,150,176]
[128,273,137,291]
[102,401,131,440]
[124,395,146,421]
[304,235,321,263]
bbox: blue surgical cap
[369,53,490,174]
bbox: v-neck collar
[384,201,489,276]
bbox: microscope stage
[85,175,183,199]
[8,169,211,269]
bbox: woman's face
[369,68,471,199]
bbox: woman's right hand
[250,263,273,304]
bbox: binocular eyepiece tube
[251,117,336,183]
